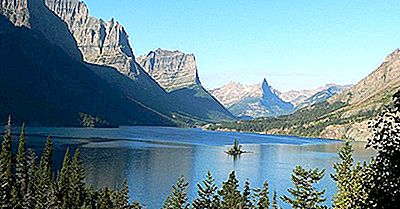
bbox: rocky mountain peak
[137,49,201,91]
[45,0,143,78]
[383,48,400,63]
[0,0,30,27]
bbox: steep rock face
[138,48,235,122]
[0,0,174,126]
[0,0,29,27]
[137,49,201,91]
[45,0,146,78]
[45,0,234,123]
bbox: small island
[226,139,248,156]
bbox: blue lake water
[11,126,375,209]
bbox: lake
[11,126,375,208]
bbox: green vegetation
[0,119,141,209]
[0,92,399,208]
[226,139,247,156]
[209,101,379,138]
[281,166,327,209]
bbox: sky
[84,0,400,91]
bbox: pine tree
[0,116,14,208]
[254,181,269,209]
[241,179,252,209]
[164,175,190,209]
[57,148,71,209]
[70,148,86,208]
[12,123,28,208]
[98,188,114,209]
[282,166,327,209]
[25,149,37,209]
[35,136,57,209]
[162,196,173,209]
[271,190,278,209]
[192,171,220,209]
[331,141,368,209]
[114,178,131,209]
[364,92,400,208]
[219,171,241,209]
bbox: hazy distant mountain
[211,79,349,118]
[0,0,174,126]
[211,79,294,118]
[209,49,400,141]
[294,84,352,110]
[138,48,235,122]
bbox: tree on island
[226,139,247,156]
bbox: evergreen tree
[163,176,190,209]
[192,171,220,209]
[70,149,86,208]
[271,190,278,209]
[35,136,57,209]
[98,188,114,209]
[25,150,37,209]
[219,171,241,209]
[114,178,133,209]
[0,116,13,208]
[57,148,71,209]
[241,179,253,209]
[364,92,400,208]
[254,181,269,209]
[282,166,327,209]
[331,141,368,209]
[162,196,173,209]
[12,123,28,209]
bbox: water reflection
[12,127,375,208]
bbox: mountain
[45,0,234,123]
[137,48,235,122]
[211,79,294,118]
[211,79,349,118]
[276,84,351,106]
[319,49,400,140]
[137,49,201,92]
[295,84,352,110]
[209,49,400,141]
[0,0,174,126]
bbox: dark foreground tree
[163,176,190,209]
[0,116,13,208]
[331,141,369,209]
[192,171,220,209]
[254,181,270,209]
[364,92,400,208]
[219,171,241,209]
[282,166,327,209]
[0,120,141,209]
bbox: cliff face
[0,0,174,126]
[0,0,30,27]
[45,0,145,78]
[137,49,201,91]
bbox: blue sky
[84,0,400,91]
